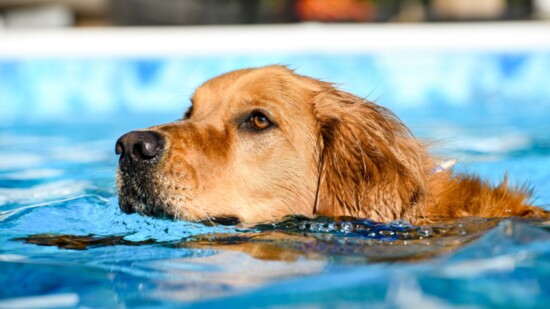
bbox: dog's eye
[247,112,273,131]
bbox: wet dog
[116,65,548,224]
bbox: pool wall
[1,23,550,124]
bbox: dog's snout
[115,130,164,173]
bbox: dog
[115,65,548,225]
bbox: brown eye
[248,112,273,131]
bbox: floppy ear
[313,87,429,222]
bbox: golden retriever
[115,65,548,225]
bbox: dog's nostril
[136,137,161,158]
[115,142,123,155]
[115,130,165,172]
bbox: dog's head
[116,66,429,224]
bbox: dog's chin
[116,171,175,219]
[117,193,241,225]
[117,190,174,219]
[117,195,169,218]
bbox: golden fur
[116,65,548,224]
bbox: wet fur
[116,65,548,224]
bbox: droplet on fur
[399,231,413,240]
[390,219,413,230]
[317,223,332,233]
[340,222,354,234]
[309,223,320,232]
[378,229,395,237]
[418,226,433,237]
[457,223,467,235]
[354,224,369,233]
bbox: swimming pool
[2,24,550,308]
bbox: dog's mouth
[200,216,241,226]
[116,171,171,218]
[117,169,241,225]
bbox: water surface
[2,113,550,308]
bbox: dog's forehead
[191,67,295,113]
[197,68,281,95]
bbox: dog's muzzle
[115,130,166,215]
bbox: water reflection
[10,213,550,305]
[17,215,536,264]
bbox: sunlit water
[2,113,550,308]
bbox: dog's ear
[313,87,428,222]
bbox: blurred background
[0,0,550,27]
[1,1,550,124]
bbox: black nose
[115,130,164,173]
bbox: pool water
[2,54,550,308]
[2,111,550,308]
